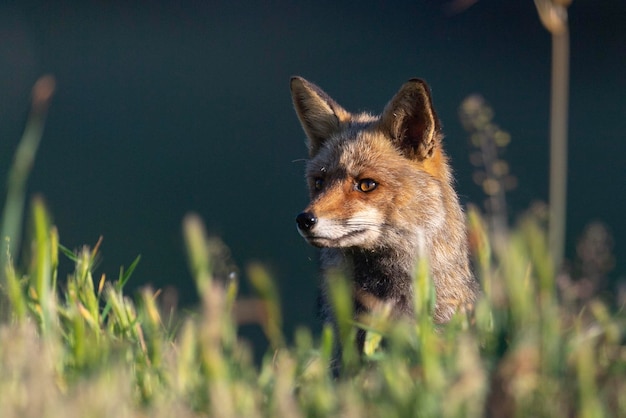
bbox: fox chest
[322,248,414,317]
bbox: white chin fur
[301,208,383,248]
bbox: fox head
[291,76,451,253]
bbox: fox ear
[290,76,351,156]
[379,79,442,160]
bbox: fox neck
[342,247,416,316]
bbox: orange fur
[421,147,448,180]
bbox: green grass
[1,199,624,417]
[1,80,624,417]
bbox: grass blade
[0,76,55,313]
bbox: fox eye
[313,178,324,191]
[357,178,377,192]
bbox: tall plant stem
[549,27,569,272]
[535,0,571,271]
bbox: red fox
[291,76,478,346]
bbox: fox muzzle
[296,211,317,231]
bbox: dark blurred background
[1,1,625,342]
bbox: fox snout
[295,204,385,249]
[295,211,317,232]
[296,210,324,247]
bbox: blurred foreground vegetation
[0,196,624,417]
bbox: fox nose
[296,212,317,231]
